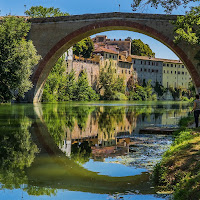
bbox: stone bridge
[26,12,200,102]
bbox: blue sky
[1,0,199,60]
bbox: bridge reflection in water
[0,102,189,198]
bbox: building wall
[66,58,100,88]
[130,58,163,86]
[127,55,191,89]
[162,62,191,89]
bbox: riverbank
[153,115,200,200]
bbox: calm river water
[0,101,190,200]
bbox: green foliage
[71,141,92,164]
[128,81,155,101]
[169,86,183,100]
[173,6,200,45]
[42,56,68,102]
[173,6,200,65]
[154,82,167,97]
[153,126,200,200]
[173,172,200,200]
[112,92,128,100]
[42,104,96,146]
[127,75,136,91]
[73,37,94,58]
[0,111,39,189]
[188,80,196,98]
[74,71,99,101]
[25,6,69,18]
[42,59,99,102]
[178,113,194,128]
[0,16,40,103]
[131,0,199,13]
[131,39,155,57]
[99,63,125,100]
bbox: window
[167,70,169,74]
[141,61,143,65]
[178,71,180,74]
[175,71,176,74]
[122,70,123,73]
[167,64,169,67]
[156,62,158,66]
[67,63,69,68]
[144,69,147,72]
[175,64,176,68]
[171,71,173,74]
[182,65,184,68]
[141,68,143,71]
[115,69,117,73]
[152,69,154,72]
[182,72,184,75]
[163,63,166,66]
[171,64,173,67]
[148,61,151,65]
[129,70,131,74]
[148,69,150,72]
[144,61,146,65]
[133,60,136,64]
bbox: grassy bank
[153,115,200,200]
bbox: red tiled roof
[129,55,183,64]
[94,47,119,55]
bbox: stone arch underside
[26,18,200,103]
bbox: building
[162,59,191,89]
[127,55,191,88]
[65,46,137,90]
[127,55,163,86]
[65,36,191,90]
[93,35,131,55]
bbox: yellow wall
[162,62,191,89]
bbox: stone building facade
[92,35,131,55]
[65,36,191,90]
[127,55,191,89]
[65,47,137,90]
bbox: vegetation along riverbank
[153,114,200,200]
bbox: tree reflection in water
[0,102,190,198]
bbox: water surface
[0,101,190,200]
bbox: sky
[0,0,199,60]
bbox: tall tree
[131,0,199,13]
[131,39,155,57]
[25,6,69,18]
[73,37,94,58]
[0,16,40,103]
[74,70,99,101]
[99,64,125,100]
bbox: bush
[112,92,128,100]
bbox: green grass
[153,124,200,200]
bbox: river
[0,101,190,200]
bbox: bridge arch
[26,13,200,102]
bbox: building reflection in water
[56,104,189,160]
